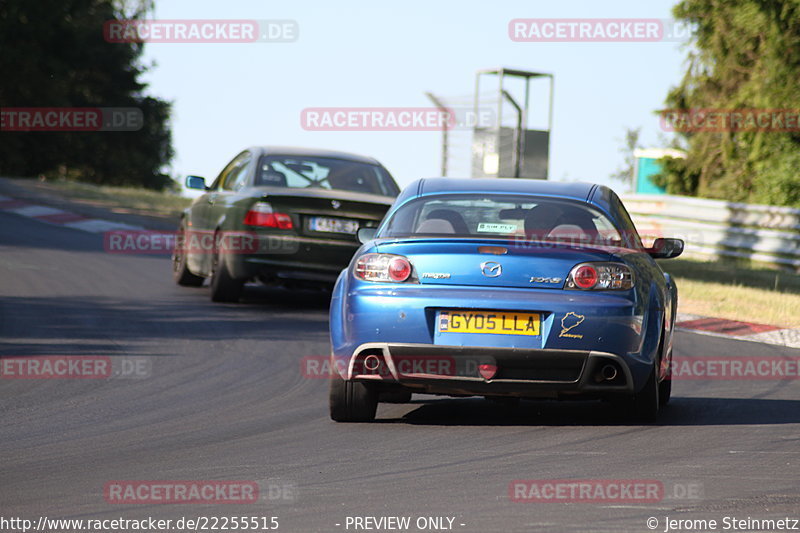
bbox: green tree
[0,0,173,189]
[654,0,800,206]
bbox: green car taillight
[243,202,293,229]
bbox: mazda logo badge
[331,200,341,209]
[480,261,502,278]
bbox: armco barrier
[621,194,800,269]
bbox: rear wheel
[172,222,204,287]
[659,377,672,405]
[631,366,660,422]
[659,350,672,405]
[631,324,669,422]
[330,377,378,422]
[210,244,243,302]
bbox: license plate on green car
[308,216,359,234]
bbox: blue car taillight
[565,262,634,290]
[355,253,413,283]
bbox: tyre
[209,244,244,302]
[632,366,660,422]
[659,354,672,406]
[329,377,378,422]
[172,222,204,287]
[631,325,668,421]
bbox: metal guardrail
[621,194,800,270]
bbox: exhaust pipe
[363,354,382,372]
[600,364,618,381]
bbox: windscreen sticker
[477,222,517,233]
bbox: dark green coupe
[172,146,399,302]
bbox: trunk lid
[252,187,394,240]
[375,238,615,289]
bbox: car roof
[392,177,622,216]
[380,178,634,235]
[251,146,382,165]
[414,177,598,202]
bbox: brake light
[566,263,634,290]
[355,253,413,282]
[572,265,598,289]
[387,257,412,281]
[244,203,293,229]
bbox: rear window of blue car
[380,194,633,247]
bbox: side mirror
[357,227,378,244]
[647,237,684,259]
[185,175,207,190]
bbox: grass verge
[658,257,800,328]
[31,178,191,218]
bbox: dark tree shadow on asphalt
[375,396,800,426]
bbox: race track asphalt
[2,210,799,532]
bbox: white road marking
[729,450,800,454]
[63,219,143,233]
[676,325,800,349]
[10,205,67,217]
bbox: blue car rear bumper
[330,278,663,397]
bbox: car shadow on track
[237,285,331,310]
[375,396,800,426]
[0,289,330,349]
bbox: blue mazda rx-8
[329,178,684,422]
